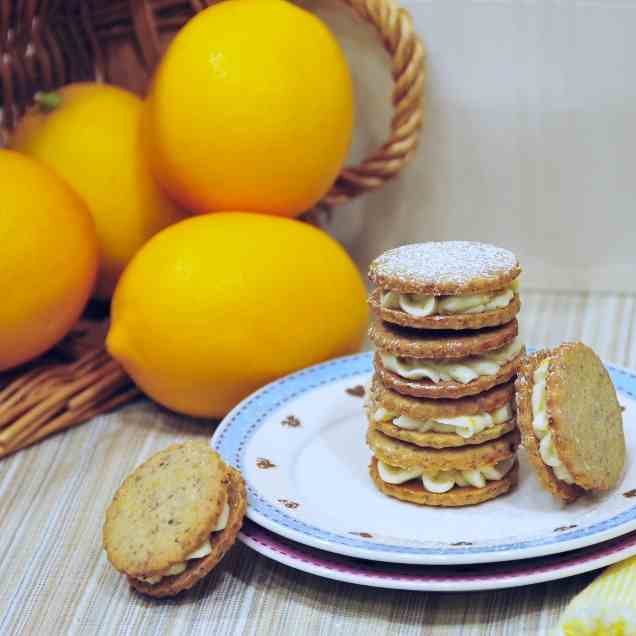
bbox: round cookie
[130,466,247,598]
[104,442,229,576]
[103,441,246,596]
[369,457,519,507]
[369,317,518,359]
[516,343,625,503]
[368,287,521,331]
[374,349,525,399]
[367,427,520,472]
[368,241,521,296]
[548,343,625,490]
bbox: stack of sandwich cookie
[366,241,525,507]
[103,441,246,597]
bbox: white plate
[212,353,636,565]
[240,520,636,591]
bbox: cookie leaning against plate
[516,343,626,504]
[368,241,521,330]
[103,441,246,598]
[368,376,517,448]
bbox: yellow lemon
[10,83,186,299]
[0,150,98,371]
[143,0,354,217]
[107,213,367,417]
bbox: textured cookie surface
[367,427,520,472]
[375,350,524,399]
[368,241,521,296]
[103,442,229,577]
[515,351,584,504]
[369,288,521,331]
[547,342,625,491]
[369,317,518,359]
[369,457,518,507]
[130,467,247,598]
[371,376,515,419]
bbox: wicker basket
[0,0,425,458]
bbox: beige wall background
[306,0,636,292]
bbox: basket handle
[321,0,425,209]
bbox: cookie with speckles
[374,349,525,399]
[130,467,247,598]
[368,242,521,296]
[516,343,625,504]
[103,441,246,597]
[367,427,520,472]
[368,287,521,331]
[368,376,517,448]
[369,456,518,507]
[369,317,518,359]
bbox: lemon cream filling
[377,457,516,494]
[531,358,575,484]
[136,502,230,585]
[380,339,523,384]
[374,403,513,439]
[380,281,517,318]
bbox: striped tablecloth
[1,290,634,635]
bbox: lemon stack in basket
[365,242,525,507]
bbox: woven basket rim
[0,0,425,208]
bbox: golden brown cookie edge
[371,418,517,449]
[368,261,522,296]
[369,317,518,359]
[369,457,519,507]
[514,351,584,504]
[369,288,521,331]
[374,350,525,399]
[370,375,515,418]
[367,427,520,472]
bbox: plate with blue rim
[211,351,636,565]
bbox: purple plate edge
[240,519,636,584]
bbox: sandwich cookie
[103,441,246,597]
[367,427,520,473]
[369,317,519,359]
[367,429,520,507]
[368,241,521,331]
[368,376,516,448]
[371,319,525,399]
[516,343,626,504]
[369,456,519,507]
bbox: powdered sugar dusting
[370,242,518,287]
